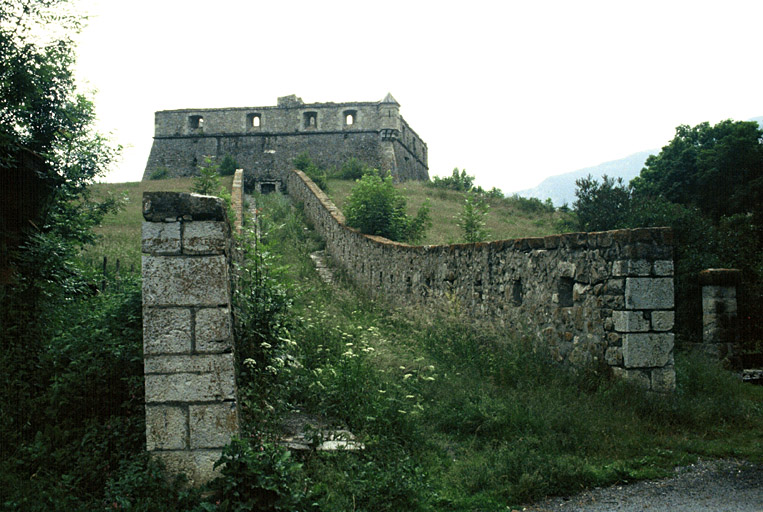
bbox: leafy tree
[345,171,431,243]
[1,0,120,295]
[632,120,763,225]
[458,193,490,243]
[572,174,633,231]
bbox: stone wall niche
[142,191,239,486]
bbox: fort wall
[144,95,428,184]
[286,170,677,392]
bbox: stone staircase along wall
[286,170,677,392]
[141,192,239,486]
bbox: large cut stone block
[145,372,236,403]
[651,311,675,332]
[145,405,188,450]
[183,221,229,255]
[612,311,649,332]
[152,450,223,487]
[653,260,674,276]
[144,353,235,375]
[143,255,229,306]
[196,308,233,353]
[143,307,192,355]
[625,278,674,309]
[142,222,181,255]
[612,259,651,277]
[189,402,239,449]
[623,333,674,368]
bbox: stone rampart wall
[286,170,677,392]
[141,192,239,485]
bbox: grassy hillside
[82,176,233,273]
[248,192,763,509]
[325,178,571,245]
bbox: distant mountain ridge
[518,116,763,207]
[516,150,655,207]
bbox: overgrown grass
[241,192,763,510]
[82,176,234,273]
[11,183,759,510]
[325,178,570,244]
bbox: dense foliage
[1,0,120,446]
[632,120,763,225]
[570,120,763,348]
[344,171,431,243]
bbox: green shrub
[430,168,474,191]
[293,153,328,191]
[149,167,169,180]
[218,154,239,176]
[507,194,556,214]
[192,157,222,195]
[338,157,370,180]
[104,454,203,511]
[344,171,430,243]
[457,193,490,243]
[208,439,314,512]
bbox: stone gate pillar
[141,192,239,486]
[698,268,741,360]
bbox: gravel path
[523,459,763,512]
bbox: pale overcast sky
[72,0,763,192]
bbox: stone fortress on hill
[143,94,429,188]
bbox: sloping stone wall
[286,170,677,392]
[142,192,239,485]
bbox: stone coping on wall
[143,192,228,222]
